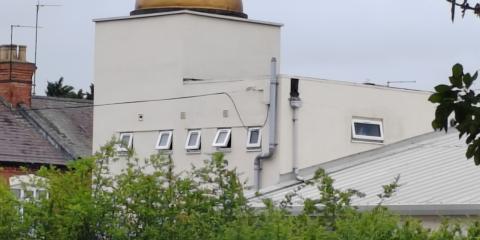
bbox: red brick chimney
[0,45,36,107]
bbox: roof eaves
[250,204,480,217]
[93,10,284,27]
[278,75,432,95]
[32,96,93,104]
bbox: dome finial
[131,0,247,18]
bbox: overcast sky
[1,0,480,94]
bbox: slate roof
[28,96,93,158]
[250,131,480,215]
[0,103,67,165]
[0,96,93,166]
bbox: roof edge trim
[93,10,283,27]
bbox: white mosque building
[92,0,434,190]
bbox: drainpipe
[254,58,278,191]
[289,78,304,182]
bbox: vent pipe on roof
[254,58,278,191]
[289,78,304,182]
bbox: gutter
[249,203,480,216]
[254,58,278,191]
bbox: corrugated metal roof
[250,131,480,214]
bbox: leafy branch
[447,0,480,22]
[430,63,480,164]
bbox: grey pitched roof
[250,131,480,215]
[0,103,67,165]
[27,96,93,158]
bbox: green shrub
[2,141,480,239]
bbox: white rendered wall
[94,12,281,186]
[94,12,434,189]
[264,77,434,186]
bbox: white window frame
[246,127,262,148]
[185,130,202,150]
[9,175,48,201]
[212,129,232,148]
[117,133,133,152]
[351,118,384,142]
[155,131,173,150]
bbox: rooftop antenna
[10,25,38,83]
[387,81,416,87]
[33,0,62,95]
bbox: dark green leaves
[434,84,451,93]
[431,63,480,165]
[452,63,464,78]
[449,64,464,88]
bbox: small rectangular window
[213,129,232,148]
[155,131,173,150]
[185,130,201,150]
[247,127,262,148]
[117,133,133,152]
[352,118,384,142]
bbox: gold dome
[131,0,247,18]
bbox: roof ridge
[32,96,93,104]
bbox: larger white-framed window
[9,175,48,201]
[246,127,262,148]
[351,118,384,142]
[117,132,133,152]
[185,130,202,150]
[213,128,232,148]
[155,130,173,150]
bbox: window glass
[216,131,229,145]
[120,134,131,148]
[247,128,262,148]
[186,130,201,150]
[188,132,199,147]
[213,129,232,147]
[354,123,381,137]
[159,134,170,147]
[249,129,260,144]
[156,131,173,150]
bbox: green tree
[4,140,480,239]
[429,64,480,164]
[86,84,94,100]
[45,77,93,100]
[45,77,76,98]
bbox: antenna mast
[387,81,416,87]
[33,0,61,95]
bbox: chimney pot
[9,45,18,61]
[18,46,27,62]
[0,46,6,61]
[0,43,35,107]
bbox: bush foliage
[1,142,480,239]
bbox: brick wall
[0,45,36,107]
[0,166,30,186]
